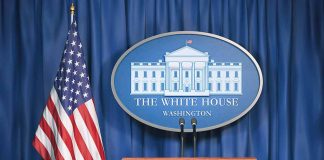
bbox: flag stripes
[70,116,93,160]
[38,116,65,160]
[33,136,52,160]
[73,109,102,159]
[34,127,56,160]
[42,107,73,160]
[77,104,105,159]
[71,136,84,160]
[50,88,73,135]
[46,96,75,159]
[33,88,106,160]
[85,100,103,141]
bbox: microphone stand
[179,118,185,157]
[191,118,197,157]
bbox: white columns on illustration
[130,45,242,96]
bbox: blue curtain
[0,0,323,159]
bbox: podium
[123,158,256,160]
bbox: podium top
[123,158,256,160]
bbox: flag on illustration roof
[32,5,106,160]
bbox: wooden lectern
[123,158,256,160]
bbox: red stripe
[78,104,106,160]
[32,136,51,160]
[70,115,93,160]
[39,117,65,160]
[47,97,76,160]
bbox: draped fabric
[0,0,323,159]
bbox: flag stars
[69,50,74,55]
[65,77,70,83]
[53,21,94,114]
[80,72,85,78]
[71,41,76,46]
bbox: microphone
[191,118,197,157]
[179,118,185,157]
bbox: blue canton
[54,20,92,115]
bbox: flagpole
[70,3,75,24]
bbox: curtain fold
[0,0,323,159]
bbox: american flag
[32,19,106,160]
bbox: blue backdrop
[0,0,323,159]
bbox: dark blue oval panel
[112,32,263,132]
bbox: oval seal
[112,31,263,132]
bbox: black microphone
[179,118,185,157]
[191,118,197,157]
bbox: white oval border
[111,31,263,132]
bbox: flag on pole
[186,40,192,45]
[32,4,106,160]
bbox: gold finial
[70,3,75,15]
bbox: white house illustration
[130,46,242,96]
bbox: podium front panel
[123,158,256,160]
